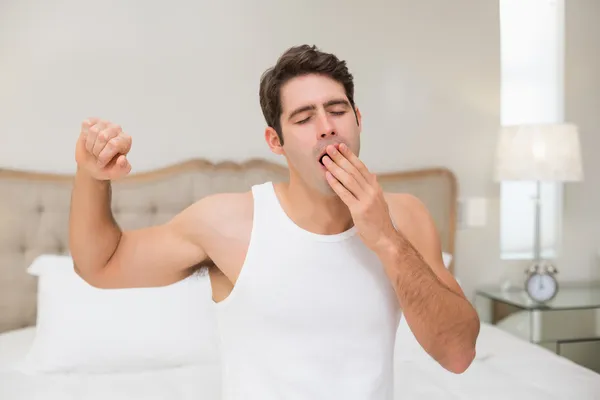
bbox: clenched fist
[76,118,132,181]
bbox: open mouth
[319,153,327,166]
[318,146,333,166]
[317,143,341,167]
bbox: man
[70,44,480,399]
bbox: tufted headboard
[0,159,457,334]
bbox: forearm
[379,233,479,373]
[68,169,122,276]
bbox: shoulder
[383,192,439,246]
[170,190,254,257]
[383,192,431,226]
[196,190,253,213]
[192,190,254,226]
[170,190,253,237]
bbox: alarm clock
[525,262,559,303]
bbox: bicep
[90,204,209,289]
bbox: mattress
[1,323,599,400]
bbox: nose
[316,114,336,139]
[320,130,336,139]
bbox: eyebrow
[287,98,351,121]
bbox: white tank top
[213,182,402,400]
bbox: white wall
[0,0,501,297]
[564,0,600,282]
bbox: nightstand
[474,284,600,373]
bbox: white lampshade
[494,123,584,182]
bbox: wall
[0,0,501,298]
[564,0,600,354]
[564,0,600,283]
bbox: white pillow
[17,255,221,374]
[442,252,453,269]
[441,252,462,288]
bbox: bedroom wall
[564,0,600,283]
[0,0,501,298]
[564,0,600,340]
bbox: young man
[70,44,480,399]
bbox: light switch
[465,197,487,227]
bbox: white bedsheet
[0,327,36,372]
[0,327,222,399]
[1,323,599,400]
[394,321,600,399]
[0,364,222,400]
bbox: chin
[313,179,336,196]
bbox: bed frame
[0,159,458,334]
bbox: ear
[265,126,284,155]
[355,107,362,128]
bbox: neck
[275,176,354,236]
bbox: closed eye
[296,111,346,125]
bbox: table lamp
[494,123,584,279]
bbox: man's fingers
[79,118,94,144]
[116,155,131,172]
[92,124,121,157]
[85,121,105,153]
[338,143,374,183]
[96,135,132,168]
[104,155,132,180]
[80,120,90,137]
[80,118,132,169]
[323,155,363,198]
[77,117,134,180]
[326,144,369,190]
[84,128,96,152]
[91,131,109,157]
[325,171,357,206]
[96,141,119,168]
[85,117,100,126]
[80,117,99,135]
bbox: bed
[0,158,599,399]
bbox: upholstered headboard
[0,159,457,334]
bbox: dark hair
[259,44,356,144]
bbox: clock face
[526,274,558,302]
